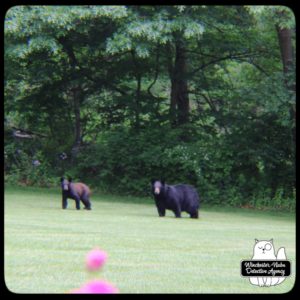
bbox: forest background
[4,5,296,211]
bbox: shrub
[5,124,295,211]
[4,146,57,187]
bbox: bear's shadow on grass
[55,206,200,220]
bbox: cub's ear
[68,177,72,182]
[255,239,259,244]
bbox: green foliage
[4,5,295,211]
[69,124,295,212]
[4,146,57,187]
[246,5,295,29]
[249,187,296,212]
[106,5,205,57]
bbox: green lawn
[4,186,295,294]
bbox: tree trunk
[169,39,189,126]
[58,38,83,159]
[135,73,141,130]
[167,43,177,126]
[71,86,82,159]
[276,26,294,76]
[276,24,295,145]
[131,51,141,130]
[73,90,81,146]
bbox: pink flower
[86,248,108,271]
[70,280,119,294]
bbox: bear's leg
[173,207,181,218]
[174,211,181,218]
[62,196,68,209]
[190,210,199,219]
[74,196,81,210]
[157,207,165,217]
[81,191,92,210]
[155,200,165,217]
[173,201,182,218]
[84,202,92,210]
[81,197,92,210]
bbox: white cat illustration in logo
[249,239,286,287]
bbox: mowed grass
[5,186,295,294]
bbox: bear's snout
[154,187,160,195]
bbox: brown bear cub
[60,177,92,210]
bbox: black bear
[60,177,92,210]
[151,179,200,218]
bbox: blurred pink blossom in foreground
[86,248,108,271]
[69,247,118,294]
[70,279,119,294]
